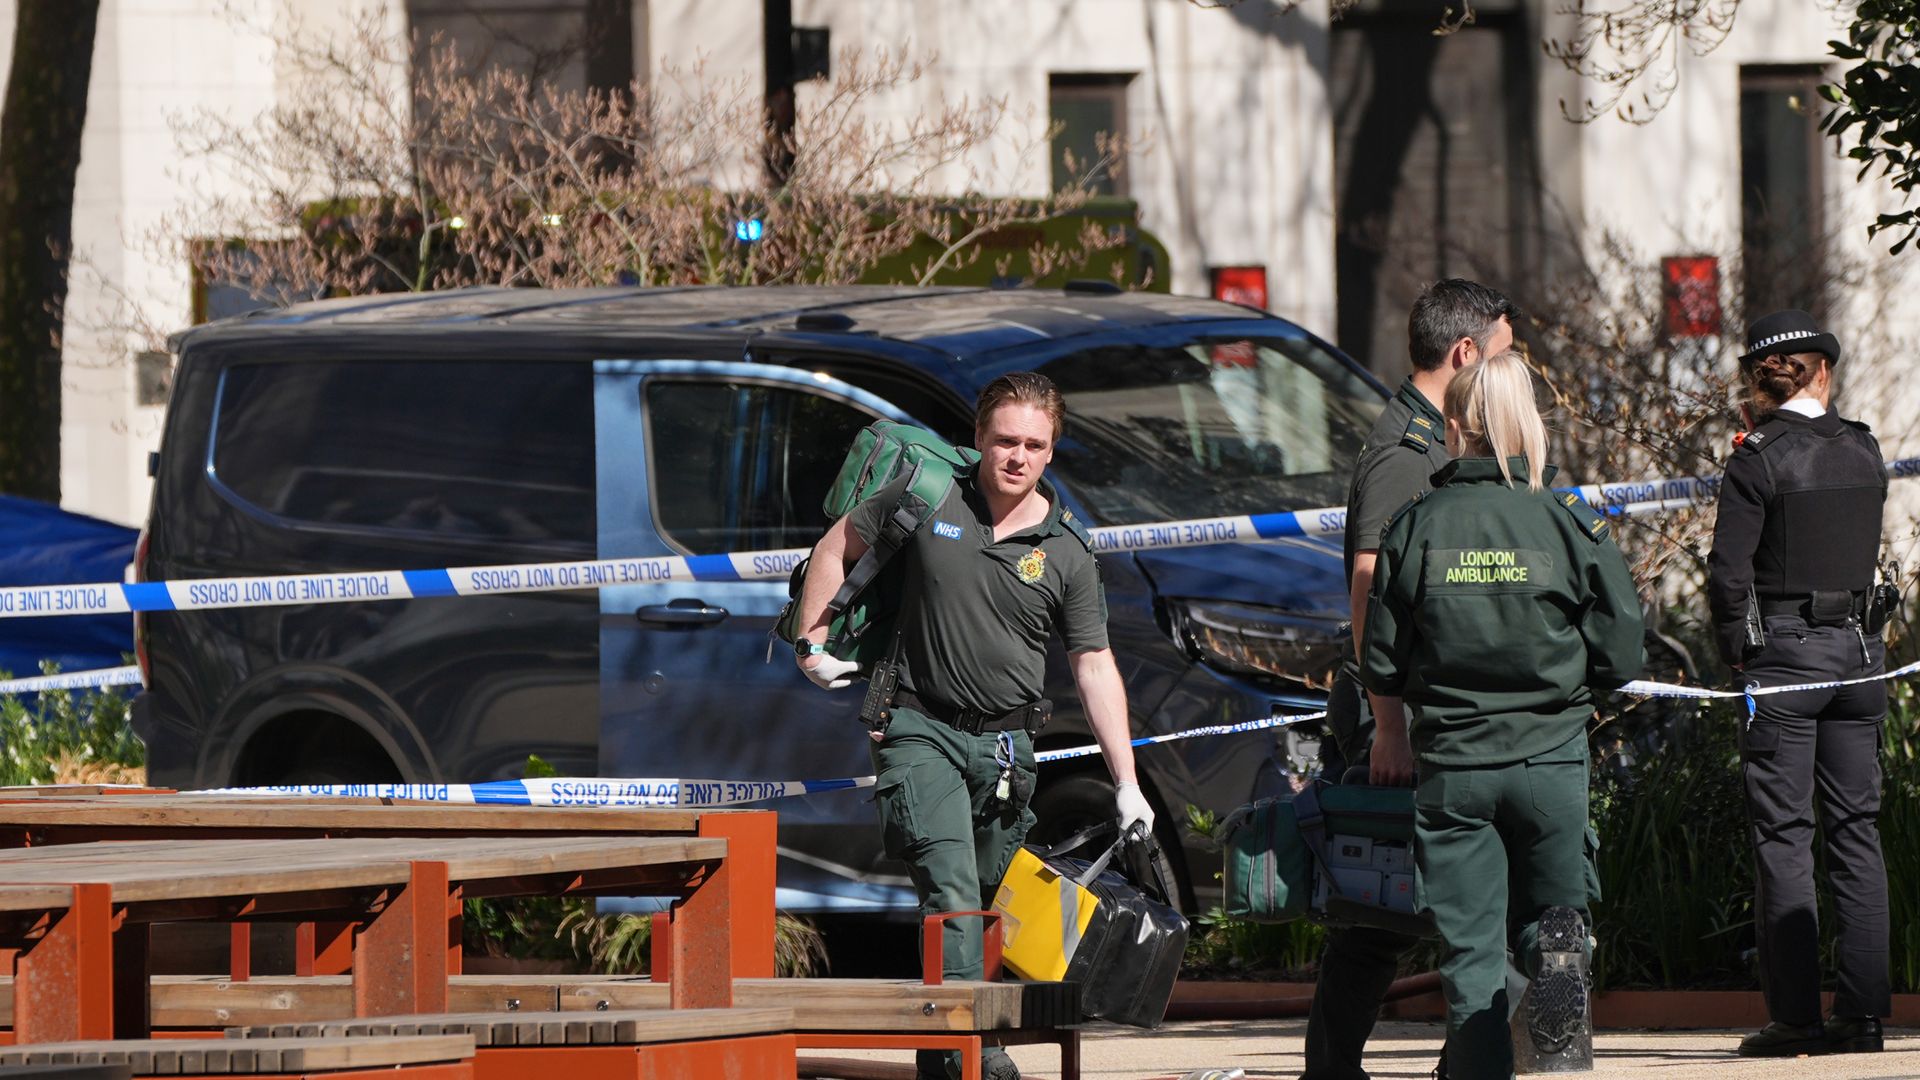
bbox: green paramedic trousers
[871,705,1038,1077]
[1414,744,1593,1080]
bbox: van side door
[593,359,920,911]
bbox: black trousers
[1303,665,1424,1080]
[1740,615,1891,1024]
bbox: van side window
[211,361,594,548]
[645,380,876,555]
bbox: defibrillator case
[993,828,1189,1028]
[1220,780,1436,939]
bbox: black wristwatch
[795,637,828,660]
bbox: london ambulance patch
[1016,548,1047,584]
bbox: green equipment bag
[1220,797,1312,922]
[773,420,980,672]
[1220,780,1436,938]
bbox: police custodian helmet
[1739,309,1842,367]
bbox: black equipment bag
[1002,825,1189,1028]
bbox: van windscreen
[1041,335,1383,527]
[210,360,594,549]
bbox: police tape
[0,664,144,696]
[23,653,1920,808]
[174,652,1920,810]
[5,456,1916,621]
[1618,658,1920,701]
[189,710,1331,807]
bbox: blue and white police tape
[0,664,144,696]
[9,456,1918,621]
[49,654,1920,809]
[1617,657,1920,701]
[189,709,1333,808]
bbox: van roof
[174,284,1283,359]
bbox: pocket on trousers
[1416,767,1471,818]
[1740,720,1780,755]
[1583,826,1603,906]
[873,764,926,861]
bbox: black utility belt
[1760,590,1867,626]
[893,689,1052,736]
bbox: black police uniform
[1304,377,1448,1080]
[1707,402,1891,1046]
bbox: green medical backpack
[773,420,980,672]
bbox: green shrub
[1588,703,1755,990]
[0,663,144,786]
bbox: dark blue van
[132,285,1388,912]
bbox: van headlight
[1166,599,1344,690]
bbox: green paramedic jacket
[1359,457,1647,767]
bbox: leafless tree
[152,8,1136,312]
[1541,0,1743,123]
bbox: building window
[1050,74,1131,196]
[135,352,174,407]
[1740,66,1827,317]
[405,0,637,96]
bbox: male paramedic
[1306,278,1517,1080]
[794,371,1152,1080]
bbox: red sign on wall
[1211,266,1269,311]
[1662,256,1723,339]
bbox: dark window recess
[136,351,175,407]
[212,361,594,548]
[1740,66,1827,316]
[647,380,877,555]
[1050,74,1131,196]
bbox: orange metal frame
[471,1033,796,1080]
[1,811,776,1044]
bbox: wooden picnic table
[0,835,732,1046]
[0,798,776,986]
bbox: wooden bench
[0,835,733,1043]
[19,976,1083,1080]
[0,1034,474,1079]
[227,1007,797,1080]
[0,798,776,984]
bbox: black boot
[1738,1021,1828,1057]
[1517,906,1593,1073]
[1826,1016,1884,1054]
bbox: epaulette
[1398,413,1440,453]
[1380,489,1427,533]
[1058,508,1094,551]
[1844,417,1874,434]
[1557,491,1612,542]
[1732,417,1791,456]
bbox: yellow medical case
[993,844,1102,981]
[991,828,1189,1027]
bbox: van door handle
[636,600,729,626]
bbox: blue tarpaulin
[0,495,136,681]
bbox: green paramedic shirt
[1342,377,1452,582]
[1359,457,1646,766]
[848,468,1108,715]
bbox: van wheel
[277,756,402,786]
[1027,771,1190,908]
[1027,772,1119,851]
[234,712,404,786]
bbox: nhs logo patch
[931,520,965,541]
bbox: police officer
[794,372,1152,1080]
[1361,352,1645,1080]
[1707,310,1891,1058]
[1305,278,1515,1080]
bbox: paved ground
[816,1019,1920,1079]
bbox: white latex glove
[799,652,861,690]
[1114,779,1155,838]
